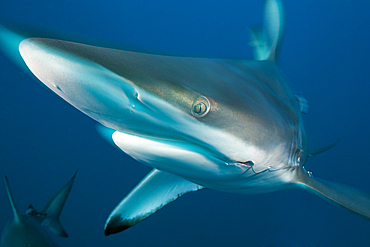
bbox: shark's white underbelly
[112,130,296,194]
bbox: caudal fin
[296,167,370,219]
[41,171,77,237]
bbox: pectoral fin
[308,139,340,157]
[296,167,370,219]
[4,176,22,224]
[41,171,77,237]
[104,169,203,235]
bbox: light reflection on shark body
[1,0,369,236]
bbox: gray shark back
[21,38,302,160]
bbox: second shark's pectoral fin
[41,171,77,237]
[104,169,204,236]
[296,167,370,220]
[4,176,22,224]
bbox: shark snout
[19,38,142,127]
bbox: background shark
[0,0,369,246]
[1,172,76,247]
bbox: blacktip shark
[0,0,369,237]
[1,172,76,247]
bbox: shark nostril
[191,95,210,118]
[56,85,62,92]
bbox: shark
[0,0,369,237]
[1,172,76,247]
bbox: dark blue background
[1,0,370,246]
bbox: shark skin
[1,0,370,236]
[1,172,76,247]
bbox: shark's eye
[191,96,210,118]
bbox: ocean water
[0,0,369,246]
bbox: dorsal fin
[41,171,77,237]
[249,0,285,62]
[4,176,22,224]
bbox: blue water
[0,0,369,246]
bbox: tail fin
[249,0,285,62]
[41,171,77,237]
[296,167,370,219]
[4,176,22,224]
